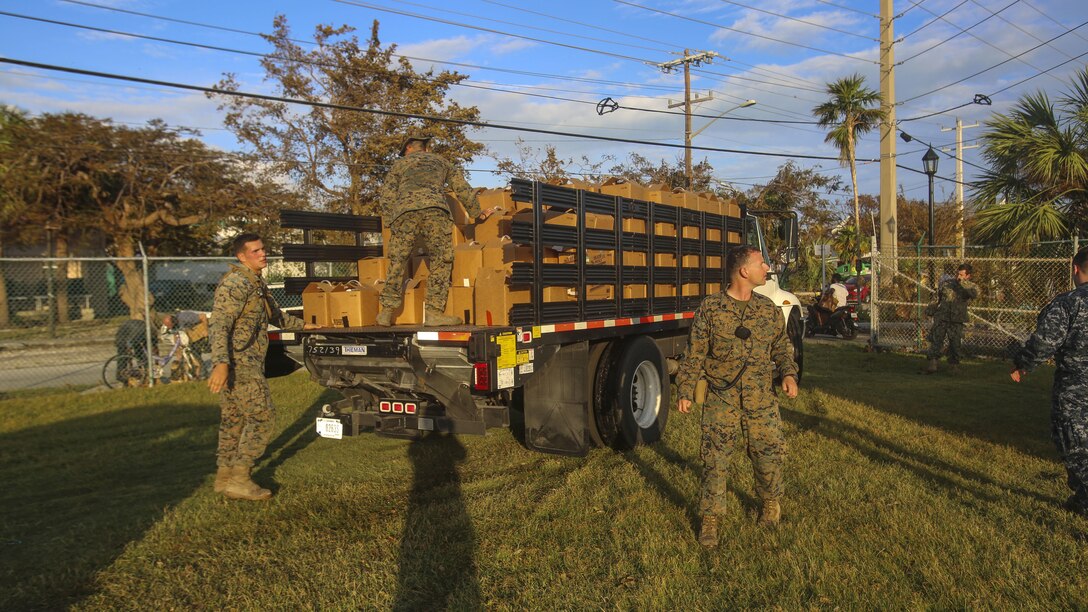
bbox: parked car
[844,274,871,305]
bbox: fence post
[139,242,154,388]
[870,247,879,348]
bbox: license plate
[316,417,343,439]
[307,344,369,356]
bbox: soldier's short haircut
[957,263,973,275]
[1074,246,1088,270]
[831,273,843,283]
[726,245,762,281]
[232,232,262,255]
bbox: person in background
[923,263,978,374]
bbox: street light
[685,99,757,188]
[922,146,939,252]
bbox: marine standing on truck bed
[677,245,799,547]
[376,133,494,327]
[208,233,318,501]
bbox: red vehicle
[844,274,870,308]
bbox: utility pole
[879,0,897,262]
[940,117,979,257]
[659,50,719,189]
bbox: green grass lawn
[2,343,1084,609]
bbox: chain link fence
[871,240,1080,357]
[0,256,304,393]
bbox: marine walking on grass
[376,132,496,327]
[677,245,799,547]
[207,233,318,501]
[1010,246,1088,517]
[923,263,978,374]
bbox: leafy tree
[608,153,715,191]
[812,74,885,239]
[494,139,610,184]
[0,112,297,320]
[972,67,1088,246]
[210,17,484,215]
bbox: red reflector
[268,331,281,341]
[379,401,390,413]
[520,331,531,343]
[393,402,403,413]
[473,362,489,391]
[405,402,417,414]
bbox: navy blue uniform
[1014,284,1088,509]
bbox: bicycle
[102,328,205,389]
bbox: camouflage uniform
[379,151,480,312]
[677,292,799,515]
[926,277,978,364]
[210,264,305,469]
[1013,284,1088,510]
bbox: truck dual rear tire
[592,336,670,450]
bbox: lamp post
[922,146,939,253]
[685,99,756,188]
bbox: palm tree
[831,223,870,278]
[812,75,885,239]
[972,67,1088,246]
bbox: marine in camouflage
[379,150,480,227]
[677,291,799,514]
[926,274,978,364]
[210,263,305,468]
[379,209,455,312]
[1013,282,1088,512]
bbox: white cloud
[490,39,537,55]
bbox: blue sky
[2,0,1087,209]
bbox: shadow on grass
[803,343,1056,460]
[0,403,218,611]
[394,433,480,611]
[782,405,1061,512]
[258,388,343,489]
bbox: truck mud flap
[522,341,591,456]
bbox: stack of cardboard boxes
[301,179,741,327]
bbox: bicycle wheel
[103,354,150,388]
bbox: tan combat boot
[424,308,462,327]
[375,309,394,327]
[923,359,938,375]
[698,515,719,548]
[758,500,781,526]
[213,466,231,493]
[222,465,272,501]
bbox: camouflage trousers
[380,208,453,312]
[699,389,786,516]
[216,375,274,469]
[926,320,965,363]
[1052,386,1088,507]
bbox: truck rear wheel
[598,336,669,450]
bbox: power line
[1018,0,1088,45]
[987,48,1088,96]
[897,0,1021,65]
[712,0,878,41]
[968,0,1085,61]
[2,10,832,126]
[0,56,864,163]
[899,20,1088,105]
[614,0,878,63]
[896,0,971,41]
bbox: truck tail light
[379,401,391,413]
[405,402,417,415]
[473,362,489,390]
[392,402,404,413]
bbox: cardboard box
[584,285,615,301]
[624,285,648,299]
[381,227,392,250]
[543,286,575,302]
[329,280,380,327]
[452,243,484,287]
[475,268,531,326]
[654,284,677,298]
[474,213,513,244]
[478,187,516,213]
[445,286,475,324]
[622,217,648,234]
[654,253,677,268]
[446,193,474,226]
[728,231,742,246]
[725,200,741,218]
[706,255,723,270]
[301,281,338,327]
[681,283,702,297]
[586,249,647,267]
[681,254,701,268]
[669,189,701,210]
[410,255,430,281]
[706,282,722,294]
[390,278,426,325]
[482,237,533,270]
[644,183,672,204]
[707,227,723,243]
[358,257,388,282]
[700,197,722,215]
[599,177,648,200]
[682,226,701,239]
